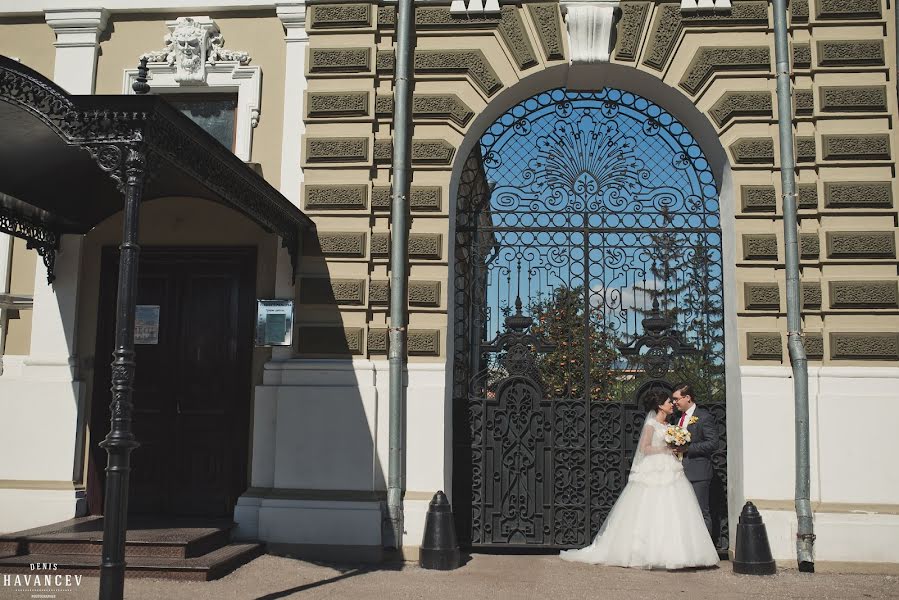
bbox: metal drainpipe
[386,0,414,550]
[771,0,815,572]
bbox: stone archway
[446,67,740,551]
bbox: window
[164,93,238,151]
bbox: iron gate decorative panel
[452,88,728,550]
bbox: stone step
[0,516,234,559]
[0,543,264,581]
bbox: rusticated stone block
[747,333,783,360]
[410,281,442,306]
[370,233,442,259]
[643,3,768,72]
[409,234,443,259]
[377,94,475,127]
[373,140,392,162]
[367,328,441,355]
[376,50,394,71]
[297,326,364,355]
[614,2,650,62]
[817,0,882,20]
[679,47,770,96]
[310,4,371,29]
[371,140,455,164]
[299,278,365,305]
[378,6,395,26]
[414,95,474,127]
[824,182,893,209]
[822,134,891,161]
[710,91,772,127]
[801,234,820,259]
[741,186,776,212]
[412,140,456,165]
[730,138,774,164]
[413,7,536,69]
[415,50,502,96]
[309,48,371,73]
[305,137,369,163]
[367,328,388,354]
[794,89,814,115]
[408,330,441,356]
[817,40,884,67]
[380,50,502,95]
[792,44,811,69]
[498,7,538,70]
[831,333,899,360]
[826,231,896,259]
[796,137,816,163]
[369,280,389,304]
[304,232,366,258]
[304,185,368,210]
[307,92,369,118]
[744,282,780,310]
[798,184,818,210]
[802,282,822,308]
[370,232,389,257]
[791,0,809,22]
[820,86,888,113]
[829,281,899,309]
[369,280,441,307]
[742,234,777,260]
[371,186,442,211]
[803,334,823,359]
[527,3,565,61]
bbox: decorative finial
[132,57,150,95]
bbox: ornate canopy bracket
[617,299,698,379]
[0,205,60,284]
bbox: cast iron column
[98,146,145,600]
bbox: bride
[560,390,719,570]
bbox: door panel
[90,247,255,518]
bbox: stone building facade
[1,0,897,569]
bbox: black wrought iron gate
[452,88,728,550]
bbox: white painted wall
[736,366,899,563]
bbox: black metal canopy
[0,54,313,281]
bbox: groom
[670,382,719,538]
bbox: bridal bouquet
[664,425,691,461]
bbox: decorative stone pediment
[142,16,250,84]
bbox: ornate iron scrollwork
[0,204,60,283]
[454,87,728,550]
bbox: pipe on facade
[385,0,414,550]
[771,0,815,572]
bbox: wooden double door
[90,247,256,517]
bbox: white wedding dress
[560,415,719,570]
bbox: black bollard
[733,501,777,575]
[419,491,461,570]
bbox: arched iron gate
[452,88,728,550]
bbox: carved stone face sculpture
[169,18,207,83]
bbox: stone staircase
[0,516,263,581]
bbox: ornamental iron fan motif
[453,88,728,550]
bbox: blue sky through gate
[475,88,724,363]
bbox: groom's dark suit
[676,405,719,537]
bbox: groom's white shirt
[679,403,697,426]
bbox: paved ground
[2,554,897,600]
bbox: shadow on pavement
[253,567,371,600]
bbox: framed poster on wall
[255,299,293,347]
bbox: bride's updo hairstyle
[643,389,669,414]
